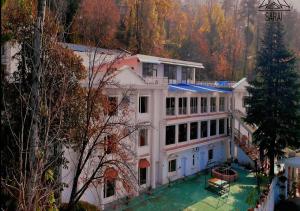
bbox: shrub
[60,201,101,211]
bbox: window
[178,123,187,142]
[192,154,195,166]
[219,119,225,134]
[168,159,176,172]
[166,125,176,145]
[227,118,231,135]
[139,129,148,147]
[166,97,175,115]
[105,97,118,116]
[190,122,198,140]
[178,97,187,115]
[201,97,207,113]
[142,63,157,77]
[210,120,217,136]
[210,97,216,112]
[104,135,115,154]
[201,121,208,138]
[190,97,198,114]
[219,97,225,112]
[242,96,247,107]
[139,168,147,185]
[242,96,249,112]
[195,68,201,82]
[1,45,5,55]
[139,96,148,113]
[104,180,115,198]
[181,67,193,83]
[208,149,213,160]
[164,64,177,83]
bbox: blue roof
[168,83,232,94]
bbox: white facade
[59,49,252,209]
[2,42,252,209]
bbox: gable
[114,66,146,86]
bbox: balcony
[144,77,169,85]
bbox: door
[181,157,187,177]
[199,151,206,170]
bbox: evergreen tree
[245,21,300,178]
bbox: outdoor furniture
[207,178,229,195]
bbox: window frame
[190,97,198,114]
[139,96,149,114]
[166,125,176,145]
[201,121,208,138]
[219,119,225,135]
[181,67,193,83]
[142,63,157,77]
[219,97,225,112]
[139,167,147,185]
[192,154,195,166]
[201,97,207,113]
[139,128,148,147]
[105,96,118,116]
[164,64,177,83]
[168,159,177,173]
[208,149,214,160]
[190,122,198,140]
[210,97,216,112]
[103,180,115,198]
[178,97,187,115]
[178,123,187,143]
[210,120,217,136]
[166,97,175,116]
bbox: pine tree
[245,21,300,178]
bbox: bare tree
[1,1,86,209]
[64,46,140,209]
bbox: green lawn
[118,168,258,211]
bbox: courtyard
[120,168,258,211]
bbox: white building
[2,42,257,209]
[58,45,257,209]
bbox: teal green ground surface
[119,169,258,211]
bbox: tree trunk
[27,0,46,209]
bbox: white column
[216,119,219,136]
[187,97,190,115]
[207,95,211,113]
[193,67,196,84]
[208,120,211,137]
[187,122,190,141]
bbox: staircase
[233,129,262,170]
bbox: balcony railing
[196,81,236,88]
[144,77,169,85]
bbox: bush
[60,201,101,211]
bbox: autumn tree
[239,0,258,76]
[122,0,173,55]
[64,49,140,209]
[1,0,86,209]
[71,0,120,46]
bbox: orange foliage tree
[71,0,120,46]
